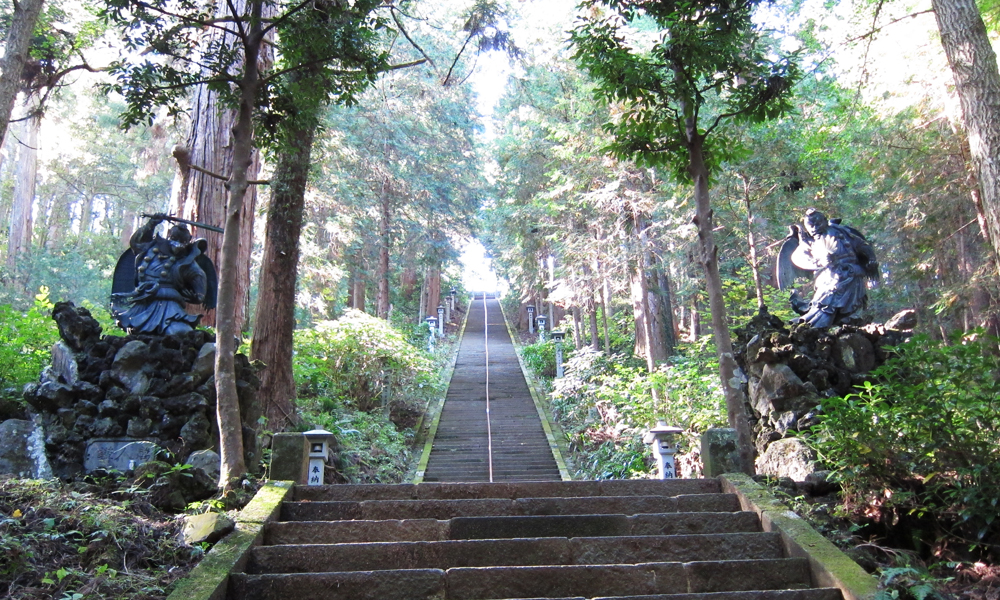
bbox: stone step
[443,590,842,600]
[247,532,785,574]
[292,479,722,502]
[228,558,812,600]
[281,494,741,521]
[265,512,762,545]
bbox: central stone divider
[224,477,866,600]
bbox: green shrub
[293,309,438,411]
[297,396,415,483]
[521,340,557,378]
[809,333,1000,557]
[550,344,726,480]
[0,289,58,398]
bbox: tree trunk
[427,263,441,321]
[353,270,367,313]
[689,136,754,475]
[601,266,611,353]
[5,94,40,271]
[169,0,268,332]
[739,175,765,309]
[572,305,583,349]
[655,265,677,355]
[375,186,392,319]
[931,0,1000,270]
[215,2,265,489]
[250,114,318,433]
[689,297,700,341]
[0,0,44,146]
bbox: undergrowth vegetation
[523,338,726,480]
[291,308,451,484]
[808,333,1000,561]
[0,477,198,599]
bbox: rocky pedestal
[733,306,916,479]
[17,302,261,483]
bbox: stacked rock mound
[733,306,916,479]
[22,302,260,483]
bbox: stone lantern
[437,305,445,335]
[526,305,535,334]
[304,429,334,486]
[551,330,566,378]
[425,316,437,351]
[643,421,683,479]
[536,314,547,341]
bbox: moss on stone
[165,481,294,600]
[721,473,879,600]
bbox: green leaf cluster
[570,0,800,180]
[545,343,726,479]
[810,333,1000,556]
[0,290,57,397]
[292,309,438,412]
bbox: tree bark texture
[376,187,391,319]
[0,0,44,147]
[932,0,1000,270]
[215,1,264,488]
[169,0,269,331]
[655,266,677,355]
[689,136,754,475]
[5,94,40,270]
[250,120,317,432]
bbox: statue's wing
[195,241,217,310]
[775,235,812,289]
[853,232,880,284]
[111,249,137,311]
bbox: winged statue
[111,213,218,335]
[775,208,879,328]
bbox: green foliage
[809,334,1000,556]
[297,397,415,484]
[520,340,557,378]
[99,0,389,135]
[293,309,438,412]
[0,290,58,397]
[570,0,800,179]
[546,343,726,479]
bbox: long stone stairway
[227,478,846,600]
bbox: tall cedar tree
[251,0,389,430]
[100,0,387,488]
[571,0,799,473]
[930,0,1000,272]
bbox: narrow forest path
[418,296,566,482]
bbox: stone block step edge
[719,473,878,600]
[165,480,295,600]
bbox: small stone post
[437,305,445,335]
[552,330,566,378]
[643,421,683,479]
[536,314,547,341]
[527,305,535,334]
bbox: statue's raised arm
[774,208,879,328]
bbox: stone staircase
[227,479,845,600]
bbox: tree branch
[391,6,437,71]
[846,8,934,43]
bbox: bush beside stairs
[170,475,878,600]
